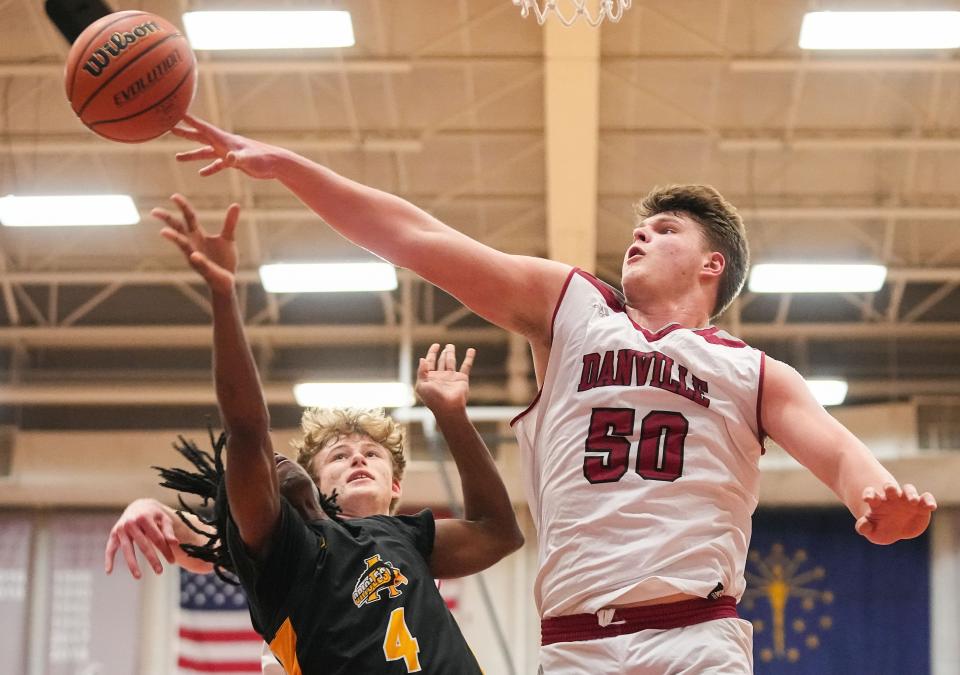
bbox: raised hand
[415,343,475,414]
[153,193,239,295]
[104,499,179,579]
[855,482,936,545]
[172,114,282,180]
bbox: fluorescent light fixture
[0,194,139,227]
[183,11,355,50]
[293,382,415,408]
[748,264,887,293]
[805,379,848,407]
[800,11,960,50]
[259,262,397,293]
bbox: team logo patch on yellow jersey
[352,554,409,608]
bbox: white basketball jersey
[512,269,765,619]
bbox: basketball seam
[89,66,194,140]
[67,11,151,101]
[77,32,185,117]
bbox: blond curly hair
[292,407,406,512]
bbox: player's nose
[632,226,649,243]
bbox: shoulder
[566,269,626,311]
[371,509,435,534]
[372,510,436,558]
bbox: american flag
[178,569,265,674]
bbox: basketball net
[512,0,632,27]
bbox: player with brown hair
[167,115,936,673]
[106,193,522,673]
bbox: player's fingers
[443,344,456,371]
[862,486,878,502]
[174,146,217,162]
[198,159,225,177]
[221,203,241,241]
[116,530,142,579]
[920,493,938,510]
[188,251,214,277]
[854,515,874,536]
[459,347,476,376]
[883,483,902,500]
[170,194,199,233]
[150,208,186,234]
[416,357,429,380]
[160,228,195,259]
[182,113,220,135]
[170,125,205,143]
[127,524,163,575]
[902,483,920,503]
[139,516,175,564]
[104,531,119,573]
[159,516,180,557]
[424,343,440,371]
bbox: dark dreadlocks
[152,425,344,585]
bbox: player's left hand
[153,194,239,296]
[415,343,475,414]
[855,483,936,545]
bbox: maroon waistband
[541,596,738,646]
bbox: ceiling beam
[0,382,507,406]
[543,21,600,272]
[2,321,960,348]
[0,324,506,347]
[0,378,955,406]
[8,56,960,78]
[9,129,960,155]
[2,266,957,287]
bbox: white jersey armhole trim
[510,265,578,427]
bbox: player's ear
[391,477,402,502]
[702,251,725,279]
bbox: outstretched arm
[415,344,524,578]
[171,116,570,363]
[154,195,279,558]
[104,498,214,577]
[762,356,936,545]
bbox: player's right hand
[172,114,282,180]
[415,343,475,415]
[104,498,179,579]
[153,193,239,296]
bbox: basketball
[64,11,197,143]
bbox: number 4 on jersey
[383,607,421,672]
[583,408,689,483]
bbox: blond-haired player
[167,116,936,673]
[106,194,522,673]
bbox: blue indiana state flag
[741,509,930,675]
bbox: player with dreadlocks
[105,194,522,673]
[148,430,344,586]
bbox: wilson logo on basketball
[352,554,409,608]
[82,21,162,77]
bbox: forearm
[210,290,279,550]
[433,408,521,542]
[273,150,447,268]
[211,290,270,435]
[270,150,565,343]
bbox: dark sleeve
[224,497,327,637]
[391,509,436,560]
